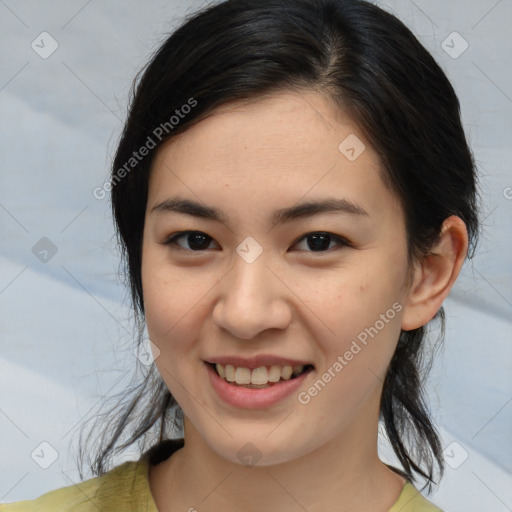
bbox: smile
[204,360,315,409]
[211,362,314,388]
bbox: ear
[401,216,469,331]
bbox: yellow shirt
[0,441,442,511]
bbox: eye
[291,232,351,252]
[162,231,219,251]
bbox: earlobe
[401,216,468,331]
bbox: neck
[149,414,406,512]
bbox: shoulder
[0,438,184,512]
[0,459,155,512]
[389,481,444,512]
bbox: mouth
[206,361,315,389]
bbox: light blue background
[1,0,511,510]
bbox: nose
[211,255,293,340]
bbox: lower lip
[205,362,313,409]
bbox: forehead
[148,90,399,220]
[154,90,373,170]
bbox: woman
[1,0,479,510]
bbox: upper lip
[204,355,313,370]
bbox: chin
[207,434,308,468]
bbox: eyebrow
[150,196,369,226]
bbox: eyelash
[161,231,352,253]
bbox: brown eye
[163,231,219,251]
[292,232,351,252]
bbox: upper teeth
[216,363,305,385]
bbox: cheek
[313,257,407,371]
[141,247,219,357]
[143,276,195,344]
[141,246,188,346]
[309,286,404,421]
[321,266,404,330]
[142,270,203,402]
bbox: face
[141,90,412,467]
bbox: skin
[141,90,468,512]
